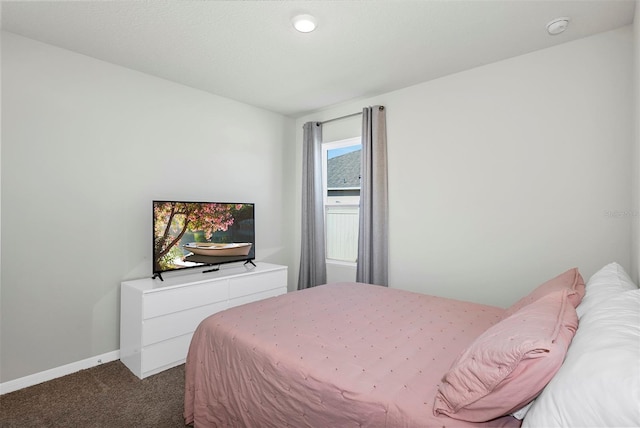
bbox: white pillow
[511,401,533,420]
[522,288,640,427]
[576,262,638,319]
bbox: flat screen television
[152,200,255,280]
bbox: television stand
[203,265,220,273]
[151,272,164,281]
[120,262,288,379]
[244,260,256,267]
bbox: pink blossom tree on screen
[154,202,243,271]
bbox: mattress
[184,282,521,427]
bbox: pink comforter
[184,282,521,427]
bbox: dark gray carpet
[0,360,187,427]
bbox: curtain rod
[318,111,362,126]
[318,106,385,126]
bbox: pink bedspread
[184,282,521,427]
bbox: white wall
[295,27,634,306]
[632,1,640,283]
[0,32,295,383]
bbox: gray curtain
[298,121,327,290]
[356,106,388,286]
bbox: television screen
[153,200,255,277]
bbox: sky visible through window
[328,144,361,159]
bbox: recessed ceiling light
[292,14,317,33]
[546,17,570,35]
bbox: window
[322,137,361,263]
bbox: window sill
[326,259,356,267]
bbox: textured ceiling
[1,0,636,117]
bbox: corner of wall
[633,0,640,283]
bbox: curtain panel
[356,106,389,286]
[298,122,327,290]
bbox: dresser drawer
[142,300,228,346]
[143,279,228,319]
[229,269,287,299]
[141,334,193,377]
[229,286,286,308]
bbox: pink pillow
[502,267,585,319]
[433,289,578,422]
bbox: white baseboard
[0,350,120,395]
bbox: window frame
[322,137,361,263]
[322,137,362,207]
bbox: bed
[184,263,640,427]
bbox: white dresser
[120,262,288,379]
